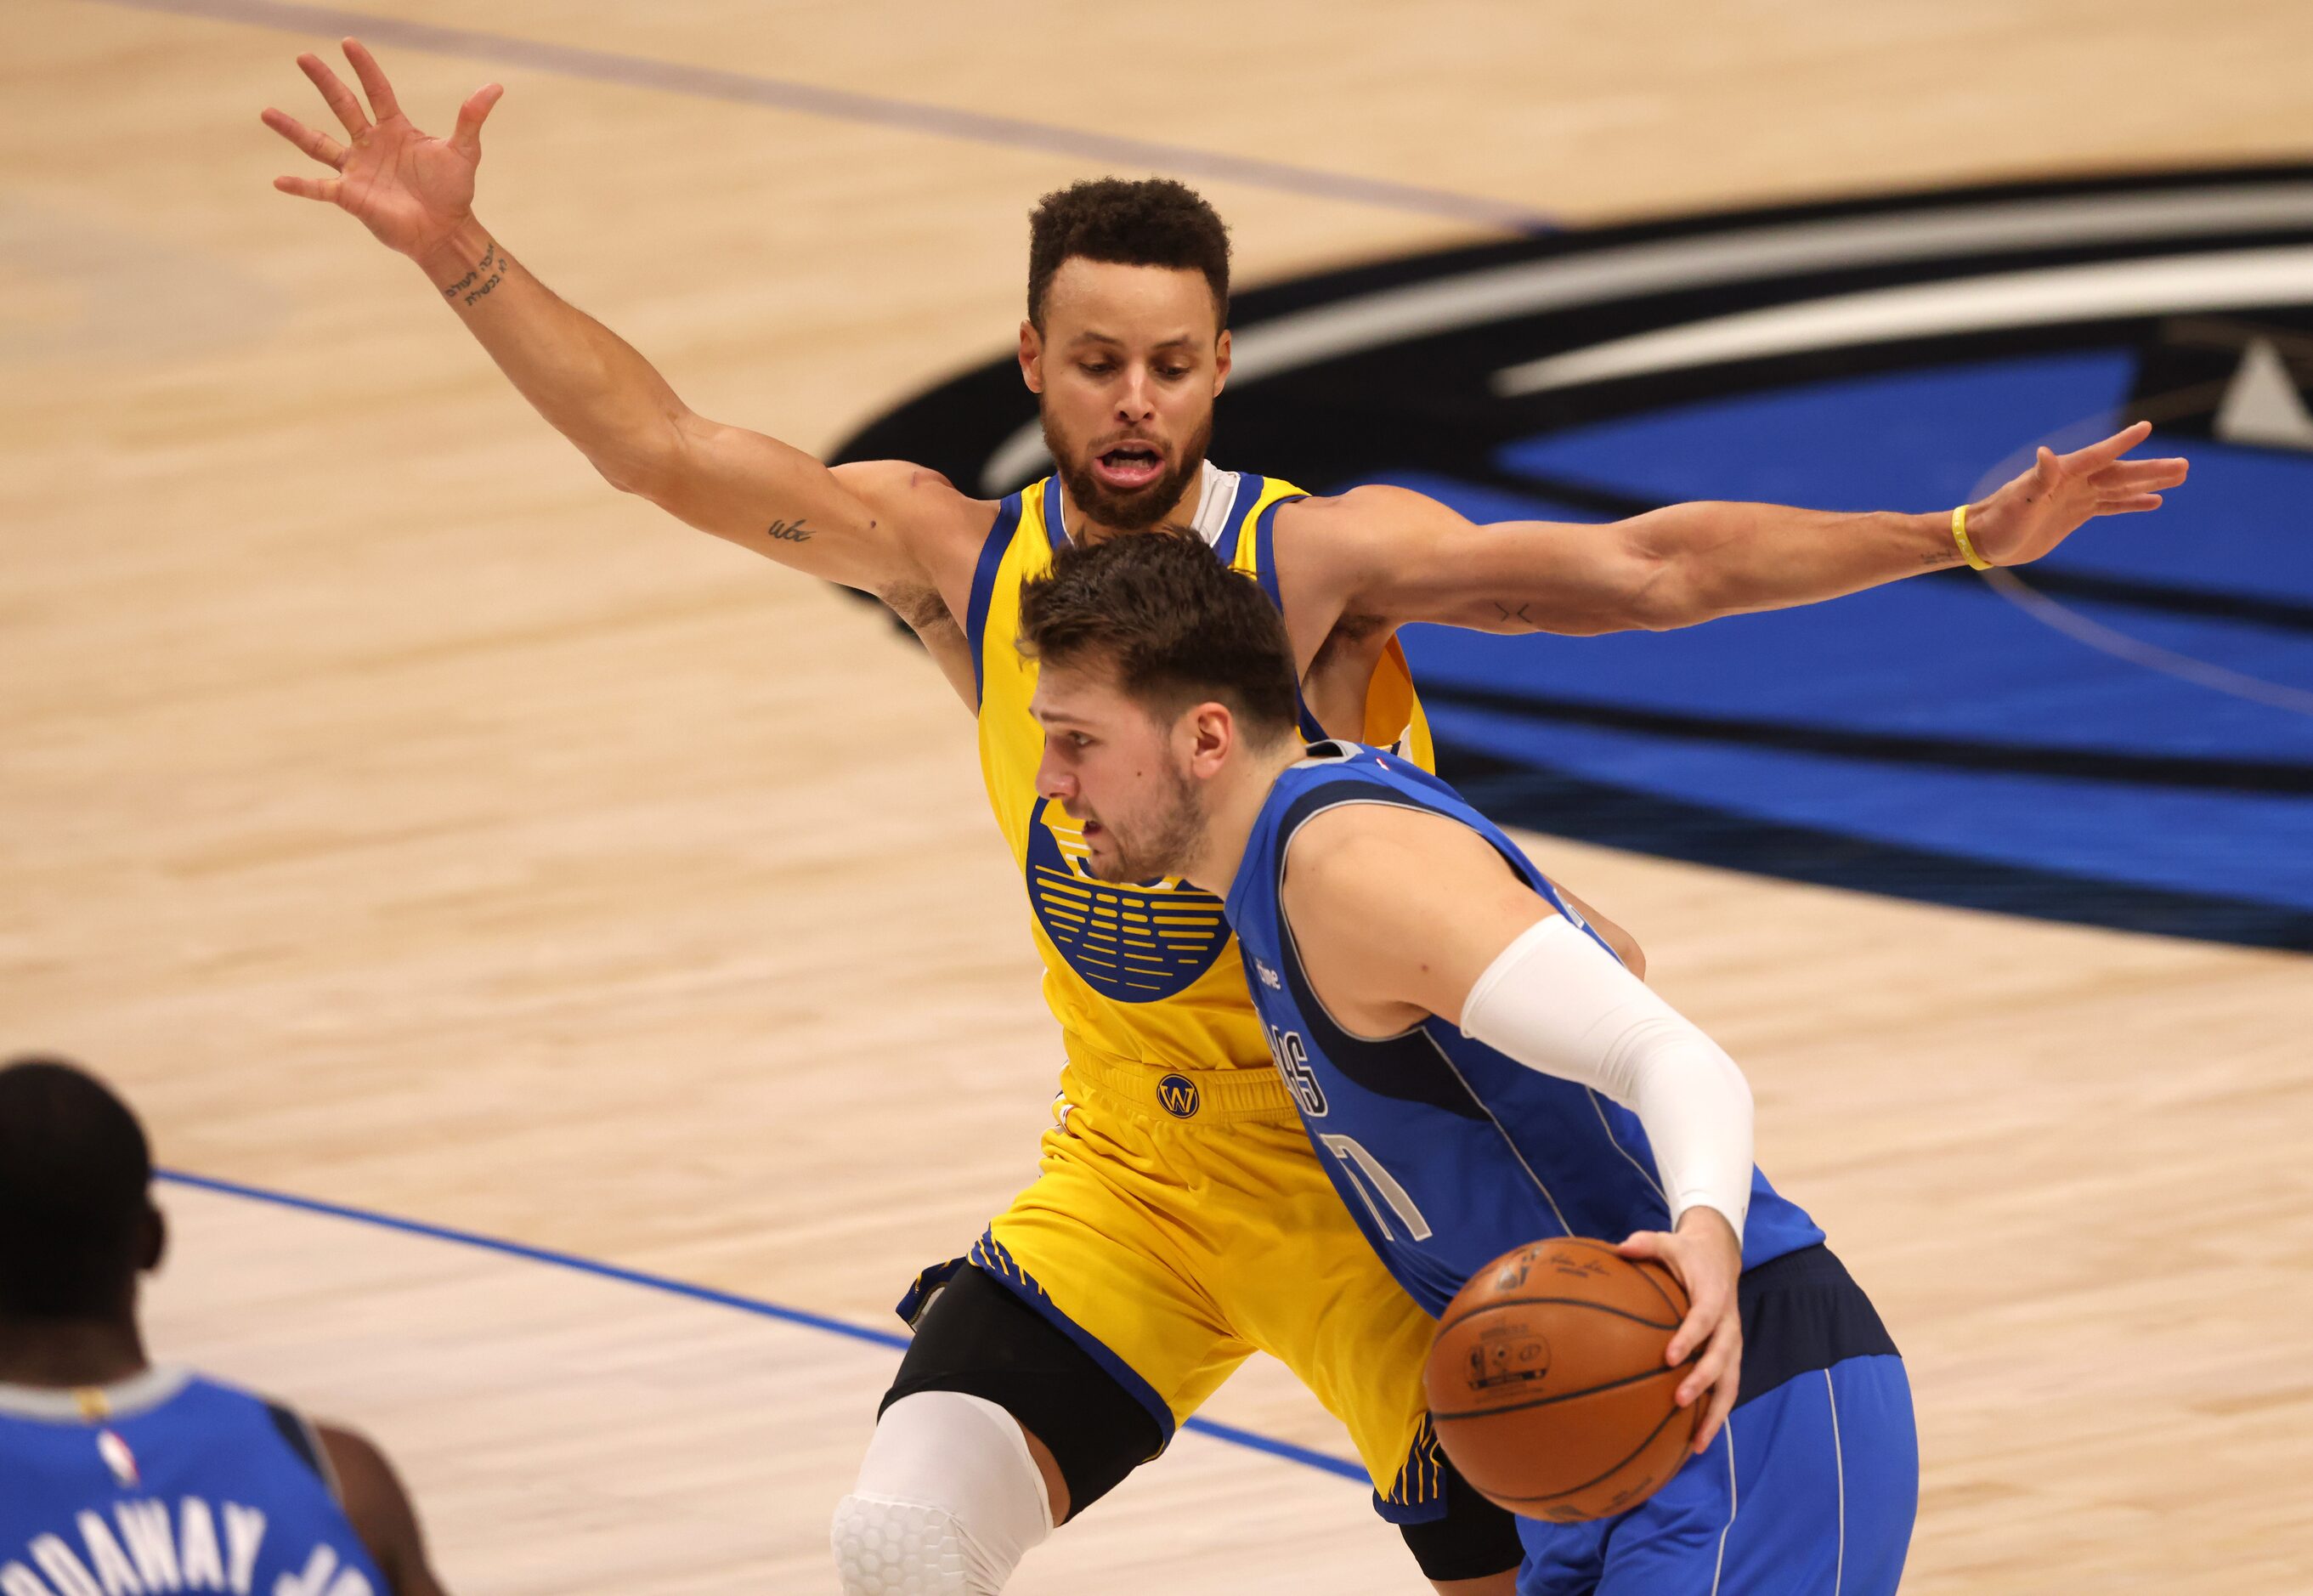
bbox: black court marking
[1419,682,2313,795]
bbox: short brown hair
[1027,178,1231,331]
[1018,534,1298,739]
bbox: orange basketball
[1424,1237,1699,1522]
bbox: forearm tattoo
[440,242,511,308]
[1492,599,1541,631]
[764,518,816,544]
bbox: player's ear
[1213,327,1230,397]
[1019,320,1044,393]
[1186,701,1234,777]
[140,1201,167,1275]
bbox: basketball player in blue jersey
[0,1058,449,1596]
[264,42,2174,1595]
[1016,532,1916,1594]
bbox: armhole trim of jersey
[964,492,1025,708]
[1274,786,1442,1047]
[1040,477,1070,556]
[1247,493,1328,740]
[1213,473,1264,565]
[264,1400,343,1504]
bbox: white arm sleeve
[1459,914,1754,1241]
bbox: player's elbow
[1609,928,1647,982]
[1579,518,1711,632]
[1620,554,1712,632]
[585,402,708,505]
[588,433,681,502]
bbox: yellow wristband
[1950,504,1993,571]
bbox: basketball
[1425,1237,1699,1523]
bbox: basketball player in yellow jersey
[265,42,2188,1595]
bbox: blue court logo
[1156,1073,1202,1118]
[1021,798,1234,1002]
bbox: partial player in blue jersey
[1014,534,1919,1596]
[0,1057,449,1596]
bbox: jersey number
[1319,1133,1434,1243]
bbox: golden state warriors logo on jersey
[1024,798,1232,1002]
[1156,1073,1201,1118]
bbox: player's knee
[832,1391,1052,1594]
[831,1494,975,1595]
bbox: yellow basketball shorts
[903,1044,1448,1520]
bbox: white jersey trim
[0,1363,193,1423]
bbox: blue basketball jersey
[0,1367,387,1596]
[1223,742,1826,1318]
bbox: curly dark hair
[0,1057,155,1318]
[1027,178,1231,331]
[1017,531,1298,740]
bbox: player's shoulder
[314,1421,443,1596]
[1286,796,1444,894]
[312,1419,397,1499]
[1288,793,1496,907]
[829,460,1004,557]
[1271,484,1466,598]
[1275,481,1462,539]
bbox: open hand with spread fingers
[262,38,502,266]
[1962,420,2191,567]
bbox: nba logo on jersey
[1156,1074,1201,1118]
[97,1429,138,1486]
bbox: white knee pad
[832,1391,1054,1595]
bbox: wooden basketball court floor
[5,2,2311,1589]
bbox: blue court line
[93,0,1556,235]
[156,1168,1369,1485]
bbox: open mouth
[1092,443,1165,490]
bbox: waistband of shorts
[1060,1033,1298,1123]
[1733,1243,1901,1406]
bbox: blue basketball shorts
[1516,1352,1918,1596]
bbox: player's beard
[1085,764,1208,886]
[1043,405,1215,535]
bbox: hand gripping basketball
[1615,1207,1744,1455]
[1425,1225,1741,1523]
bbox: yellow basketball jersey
[966,470,1436,1078]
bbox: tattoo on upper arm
[1492,599,1541,631]
[441,242,510,308]
[765,518,817,544]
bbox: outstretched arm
[263,40,937,599]
[1301,422,2188,636]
